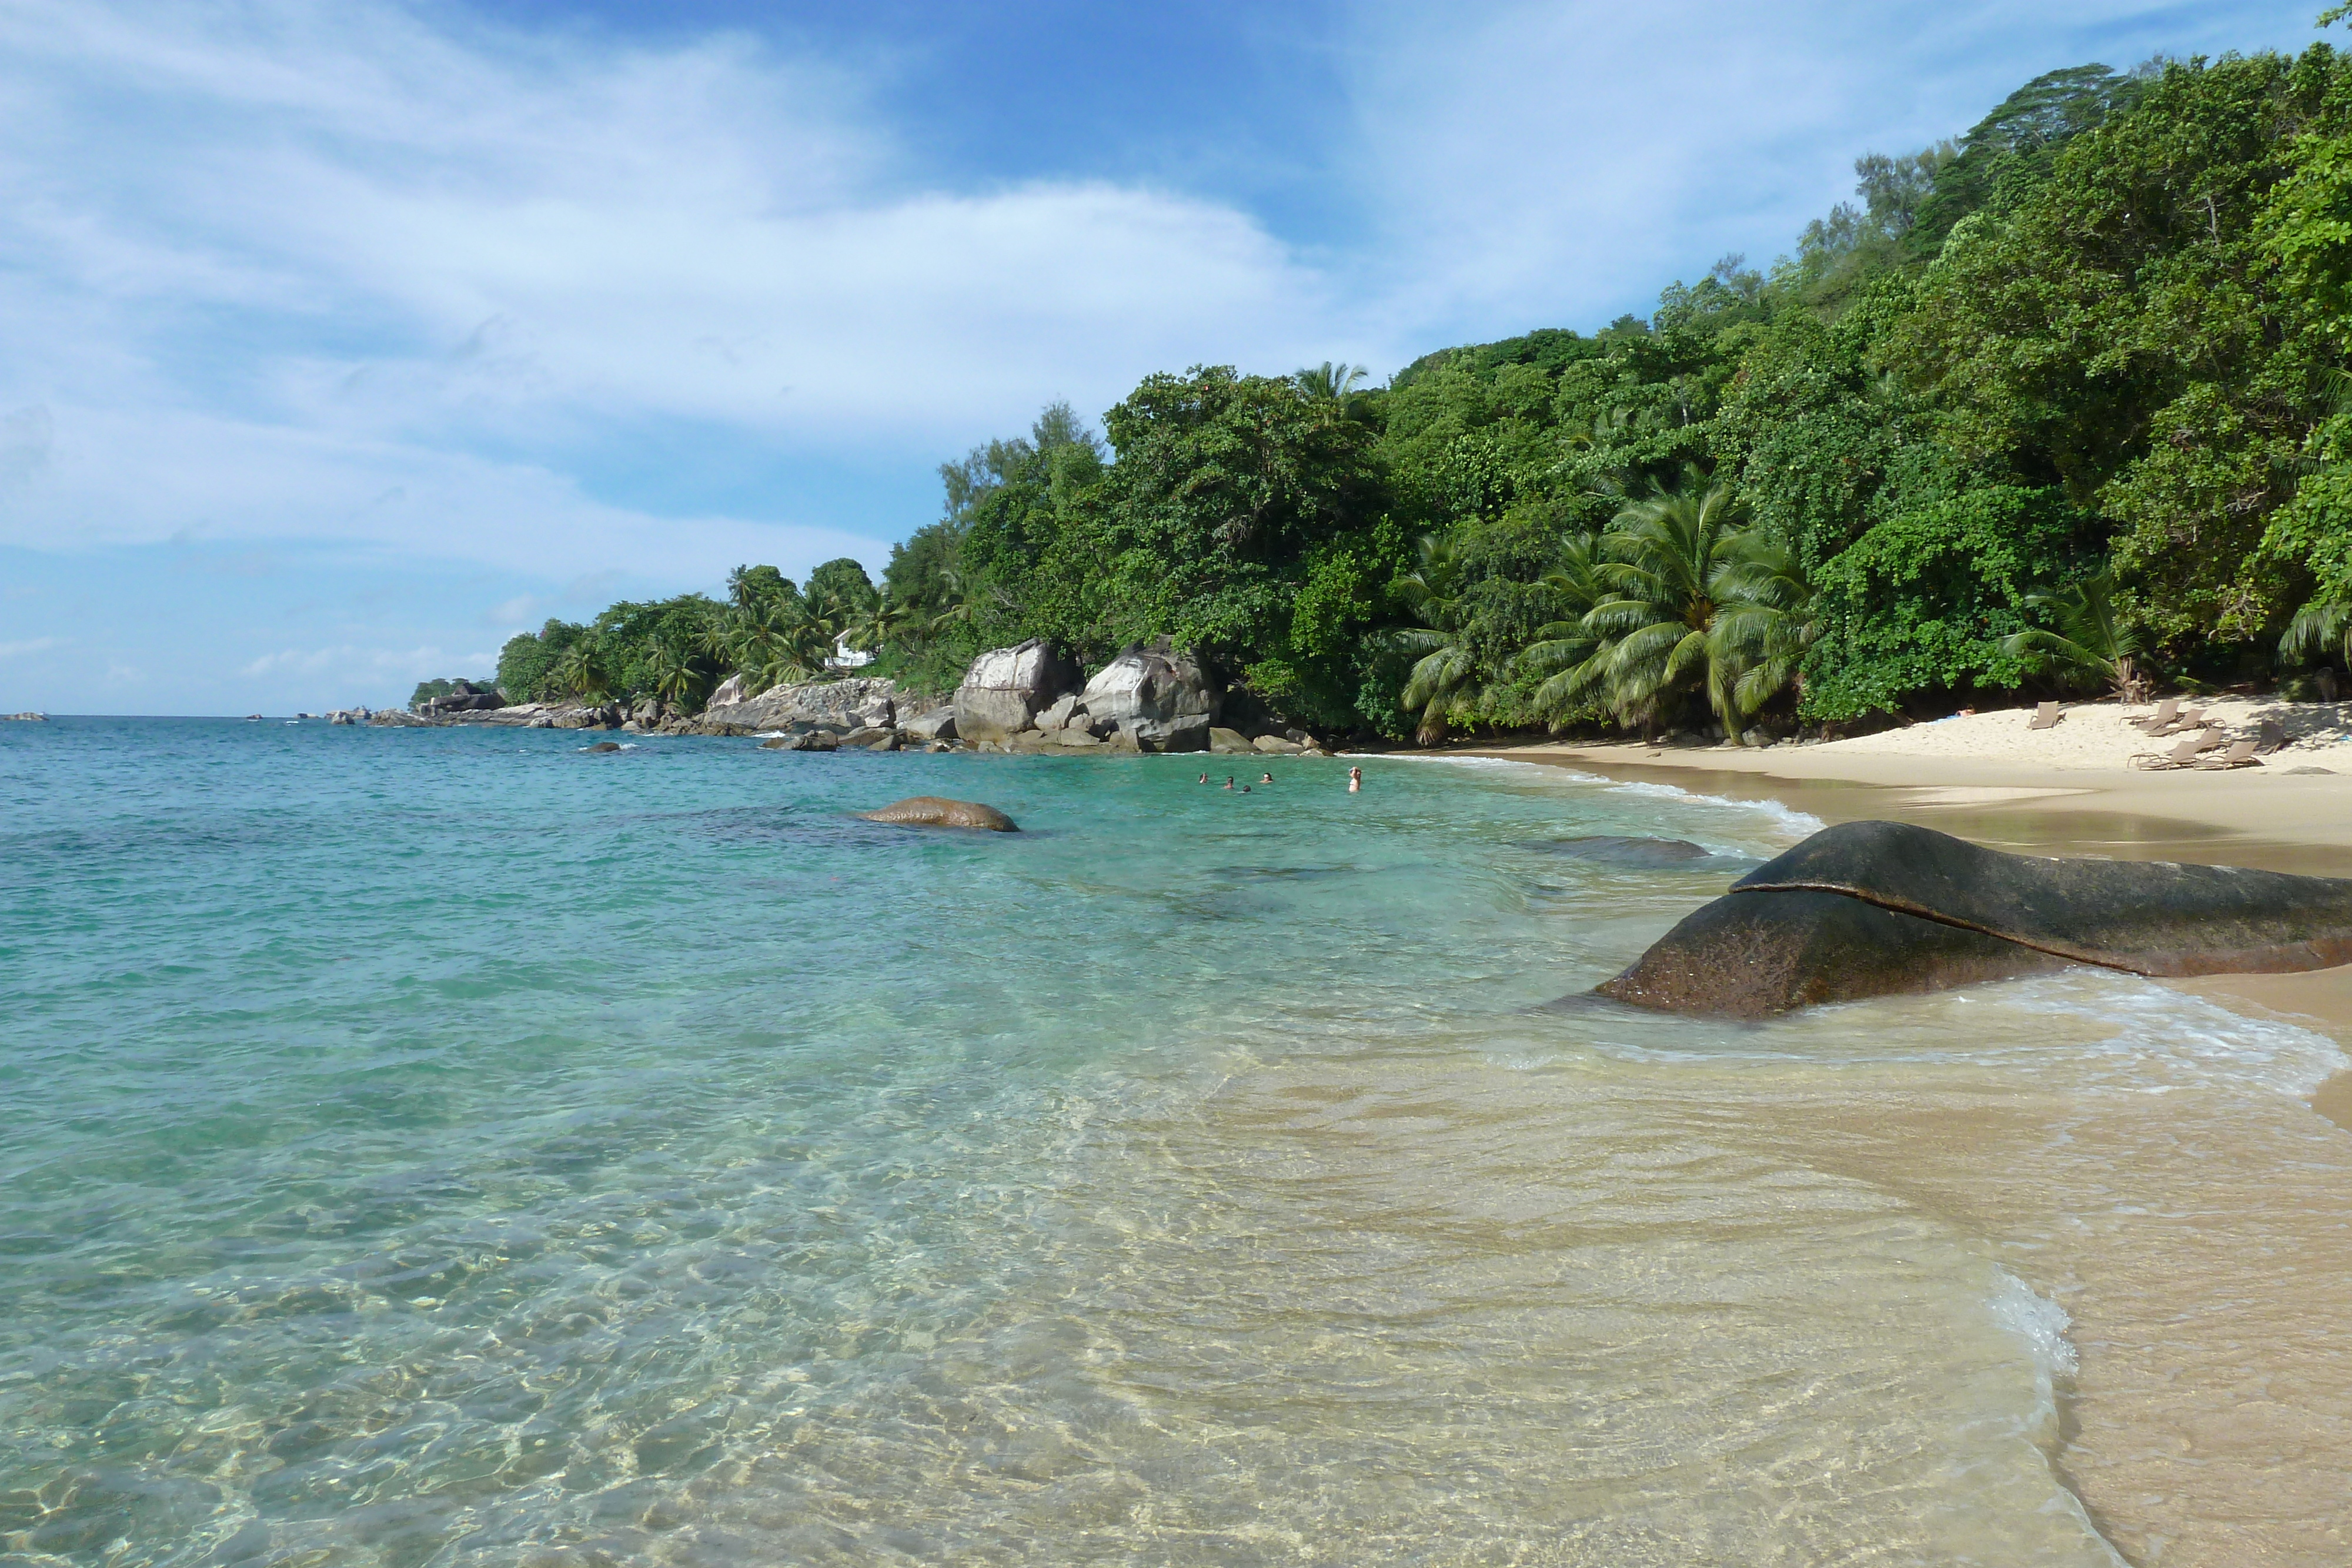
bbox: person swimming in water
[1198,774,1209,784]
[1258,772,1274,784]
[1347,765,1361,793]
[1222,776,1235,790]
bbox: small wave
[1990,1268,2078,1400]
[1987,1271,2130,1567]
[1602,777,1825,840]
[1999,975,2352,1098]
[1389,753,1825,854]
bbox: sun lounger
[2191,738,2263,770]
[2028,701,2061,730]
[2258,718,2290,754]
[2133,735,2207,770]
[2132,698,2181,732]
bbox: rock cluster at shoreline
[951,636,1327,755]
[368,637,1333,757]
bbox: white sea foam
[1990,1268,2079,1398]
[1999,973,2351,1098]
[1394,753,1827,848]
[1600,776,1826,841]
[1987,1271,2134,1568]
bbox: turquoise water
[3,719,2344,1565]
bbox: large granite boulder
[695,677,898,736]
[1598,820,2352,1019]
[705,673,750,709]
[901,706,957,741]
[954,640,1077,744]
[1079,638,1221,753]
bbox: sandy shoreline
[1445,714,2352,1566]
[1453,714,2352,1125]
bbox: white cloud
[1338,0,2324,336]
[0,636,65,658]
[0,0,1363,585]
[240,643,497,680]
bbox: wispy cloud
[0,0,1355,586]
[240,644,497,680]
[0,636,64,658]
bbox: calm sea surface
[4,718,2349,1566]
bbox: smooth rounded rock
[856,796,1019,832]
[1595,820,2352,1018]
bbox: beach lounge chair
[2192,738,2263,770]
[2132,698,2181,732]
[2134,735,2207,770]
[2028,701,2062,730]
[2259,718,2290,754]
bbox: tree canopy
[489,38,2352,741]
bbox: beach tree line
[491,36,2352,742]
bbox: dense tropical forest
[493,37,2352,744]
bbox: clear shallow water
[2,720,2347,1566]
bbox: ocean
[4,718,2347,1566]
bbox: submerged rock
[856,796,1019,832]
[1597,820,2352,1018]
[1542,835,1714,867]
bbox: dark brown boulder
[856,797,1018,832]
[1597,820,2352,1018]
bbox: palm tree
[2278,588,2351,693]
[644,638,701,708]
[1712,534,1819,719]
[1516,531,1609,723]
[851,593,917,656]
[554,634,609,702]
[1297,361,1369,402]
[1394,533,1479,744]
[927,566,1010,638]
[1999,569,2145,701]
[1567,480,1812,743]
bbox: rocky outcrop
[1078,637,1220,752]
[761,728,839,751]
[416,680,507,716]
[704,673,750,709]
[954,640,1077,744]
[856,796,1019,831]
[1598,820,2352,1018]
[371,700,617,729]
[4,711,48,721]
[692,677,898,736]
[901,706,957,741]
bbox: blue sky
[0,0,2330,713]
